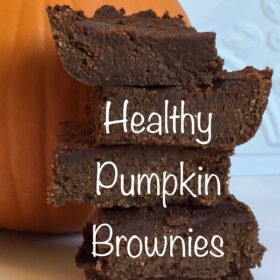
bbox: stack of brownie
[47,5,272,280]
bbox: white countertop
[0,176,279,280]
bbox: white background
[180,0,280,175]
[178,2,280,279]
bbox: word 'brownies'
[92,224,224,258]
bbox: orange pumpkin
[0,1,189,233]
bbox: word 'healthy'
[104,100,213,145]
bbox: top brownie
[47,5,223,86]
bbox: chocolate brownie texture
[49,121,232,208]
[88,67,272,150]
[47,5,223,86]
[76,196,264,279]
[82,267,253,280]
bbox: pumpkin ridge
[3,0,27,228]
[41,1,50,228]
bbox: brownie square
[47,5,223,86]
[50,121,232,208]
[76,196,264,279]
[88,67,272,150]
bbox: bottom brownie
[83,266,252,280]
[76,196,264,280]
